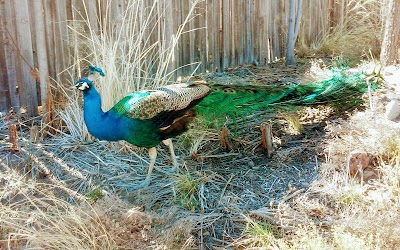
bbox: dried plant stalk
[220,125,232,151]
[7,122,19,152]
[260,123,274,157]
[43,84,56,137]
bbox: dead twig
[260,123,274,157]
[197,153,240,159]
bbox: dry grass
[3,62,400,249]
[313,108,400,248]
[0,169,157,249]
[234,65,400,249]
[298,0,383,61]
[282,112,304,135]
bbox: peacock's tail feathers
[196,68,372,127]
[198,83,295,113]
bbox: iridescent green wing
[110,91,152,118]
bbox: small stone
[385,98,400,121]
[300,182,309,187]
[346,150,371,176]
[248,160,255,168]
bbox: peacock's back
[107,81,210,147]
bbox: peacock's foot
[165,163,179,173]
[129,178,151,191]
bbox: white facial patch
[76,82,89,91]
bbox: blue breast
[82,87,162,148]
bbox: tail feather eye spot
[223,88,236,94]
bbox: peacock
[75,66,210,189]
[75,65,372,189]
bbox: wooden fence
[0,0,373,116]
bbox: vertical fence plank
[252,0,259,64]
[258,0,268,64]
[205,0,213,71]
[272,0,280,60]
[164,1,176,79]
[43,0,56,81]
[84,0,99,31]
[2,0,20,112]
[238,0,244,65]
[0,42,10,111]
[0,46,8,111]
[280,0,288,60]
[33,0,49,114]
[179,0,189,76]
[245,0,253,64]
[188,1,196,74]
[222,0,230,69]
[14,0,38,116]
[0,4,10,111]
[215,0,222,71]
[231,0,236,65]
[111,0,125,25]
[173,0,182,76]
[54,0,70,82]
[197,0,206,73]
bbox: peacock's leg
[131,147,157,190]
[144,147,157,185]
[162,138,178,172]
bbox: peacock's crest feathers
[111,81,210,120]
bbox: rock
[346,150,371,176]
[346,150,378,181]
[385,98,400,121]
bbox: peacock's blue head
[75,78,93,92]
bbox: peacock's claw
[89,65,105,77]
[165,163,179,173]
[129,178,151,191]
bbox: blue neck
[82,87,122,141]
[83,87,104,122]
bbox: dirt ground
[1,60,397,248]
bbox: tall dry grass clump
[0,170,115,249]
[0,169,162,249]
[58,0,201,139]
[299,0,383,60]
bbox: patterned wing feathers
[126,81,210,120]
